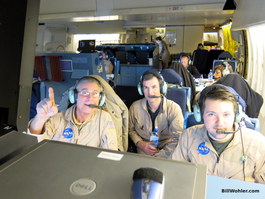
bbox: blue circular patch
[63,128,74,139]
[197,142,210,155]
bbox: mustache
[148,95,161,98]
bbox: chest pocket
[134,119,149,140]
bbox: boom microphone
[86,104,100,108]
[131,167,164,199]
[216,128,240,134]
[148,96,161,98]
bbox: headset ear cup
[193,104,202,122]
[235,104,242,123]
[161,81,168,95]
[69,88,76,104]
[188,56,191,65]
[99,92,105,107]
[235,113,241,124]
[137,82,143,95]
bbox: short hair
[201,88,237,114]
[198,43,203,47]
[141,72,163,86]
[214,64,226,72]
[181,55,190,60]
[76,76,103,92]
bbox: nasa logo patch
[62,128,74,139]
[197,142,210,155]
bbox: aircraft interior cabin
[1,0,265,198]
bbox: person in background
[180,55,201,78]
[213,64,233,81]
[153,36,171,70]
[172,85,265,184]
[102,49,114,75]
[197,43,204,50]
[129,70,183,158]
[192,43,208,76]
[213,64,225,81]
[28,76,118,150]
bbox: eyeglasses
[78,90,100,97]
[214,71,221,74]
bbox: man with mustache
[171,84,265,184]
[129,70,183,158]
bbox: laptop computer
[0,140,206,199]
[0,130,37,165]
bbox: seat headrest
[160,69,183,85]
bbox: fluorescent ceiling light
[72,15,120,22]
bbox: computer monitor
[0,140,207,199]
[77,40,96,53]
[115,51,127,64]
[135,50,149,64]
[213,60,237,72]
[127,51,137,64]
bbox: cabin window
[247,24,265,93]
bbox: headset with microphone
[137,70,168,96]
[194,84,248,180]
[68,76,106,107]
[193,84,246,124]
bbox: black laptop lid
[0,140,206,199]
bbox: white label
[97,151,123,161]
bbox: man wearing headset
[180,55,201,78]
[213,64,233,81]
[171,85,265,183]
[28,76,118,150]
[129,70,183,158]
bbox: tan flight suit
[42,105,118,150]
[172,124,265,184]
[129,97,183,158]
